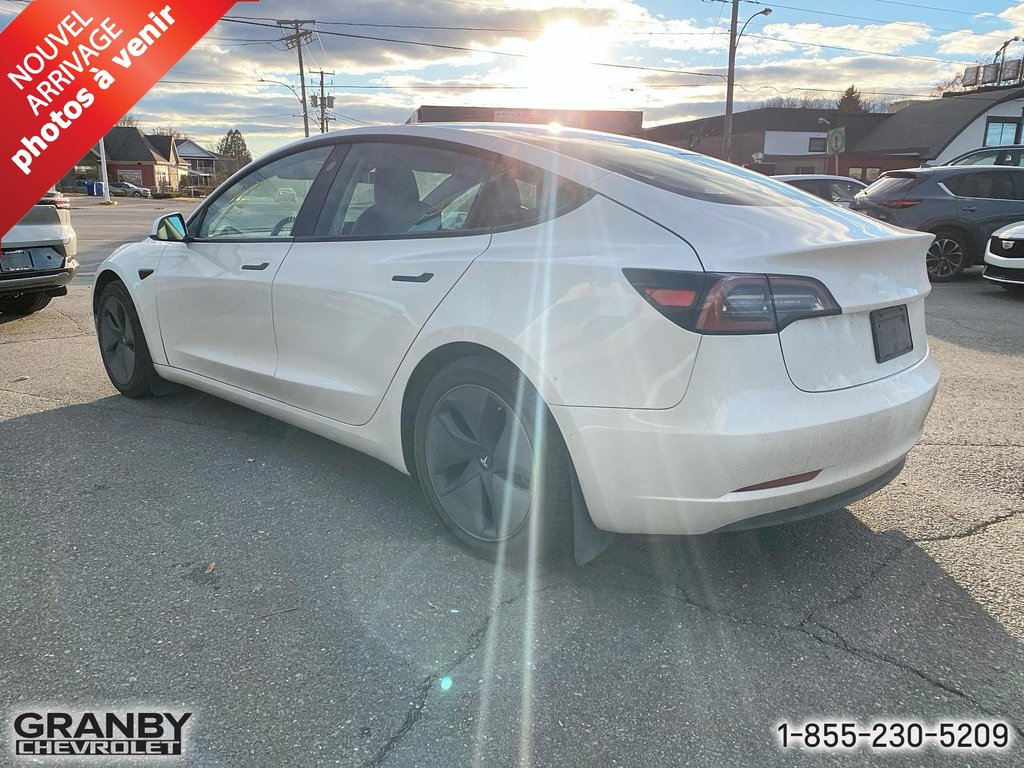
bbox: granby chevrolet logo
[13,710,192,757]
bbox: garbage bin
[93,181,105,197]
[86,181,96,196]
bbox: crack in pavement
[0,332,90,345]
[910,509,1024,544]
[918,440,1024,449]
[51,307,94,336]
[364,581,534,767]
[619,551,1024,738]
[798,619,1024,738]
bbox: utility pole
[277,19,314,138]
[311,70,335,133]
[723,0,740,164]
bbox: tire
[926,230,968,282]
[96,281,157,398]
[0,293,51,315]
[413,356,572,563]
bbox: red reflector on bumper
[735,469,822,493]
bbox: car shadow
[1,388,1022,765]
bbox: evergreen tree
[216,129,252,163]
[836,85,867,114]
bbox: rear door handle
[392,272,434,283]
[242,262,270,271]
[962,206,978,212]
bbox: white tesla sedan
[93,124,939,562]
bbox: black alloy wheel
[413,356,572,563]
[926,231,968,282]
[96,281,157,398]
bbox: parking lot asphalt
[1,238,1022,764]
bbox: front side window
[197,146,332,238]
[314,143,495,237]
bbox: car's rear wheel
[0,293,51,315]
[96,281,157,398]
[413,356,572,563]
[926,230,968,282]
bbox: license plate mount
[870,304,913,364]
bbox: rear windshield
[503,132,810,207]
[865,173,919,197]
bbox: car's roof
[774,174,865,183]
[889,164,1024,176]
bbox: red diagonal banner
[0,0,255,239]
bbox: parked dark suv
[850,166,1024,281]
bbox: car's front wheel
[96,281,157,398]
[0,293,51,315]
[413,356,572,563]
[926,229,968,282]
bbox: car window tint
[466,161,593,230]
[510,133,808,206]
[197,146,331,239]
[829,181,862,202]
[944,171,1015,200]
[865,174,918,196]
[315,143,495,237]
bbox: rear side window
[465,160,593,229]
[314,142,495,237]
[514,133,808,206]
[865,174,919,197]
[829,180,863,203]
[943,171,1017,200]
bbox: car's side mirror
[150,213,188,242]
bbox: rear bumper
[551,340,939,535]
[0,261,78,296]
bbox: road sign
[827,126,846,155]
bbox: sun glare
[513,20,614,108]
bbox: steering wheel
[270,216,295,237]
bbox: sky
[3,0,1024,157]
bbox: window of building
[984,117,1020,146]
[808,137,827,153]
[848,167,864,181]
[865,167,882,181]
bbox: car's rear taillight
[623,269,840,334]
[879,199,920,209]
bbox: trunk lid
[594,176,933,392]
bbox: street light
[723,6,772,164]
[257,78,307,134]
[995,36,1020,83]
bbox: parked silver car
[943,145,1024,167]
[1,196,79,315]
